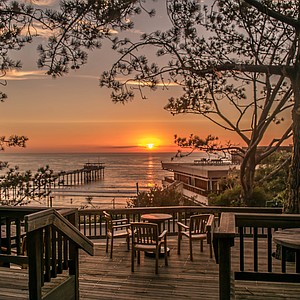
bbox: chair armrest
[177,221,189,230]
[207,214,214,227]
[112,223,131,230]
[205,215,215,244]
[205,215,214,231]
[159,229,168,240]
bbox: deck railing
[0,206,47,267]
[215,212,300,300]
[78,206,283,239]
[0,206,94,300]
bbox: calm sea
[0,152,174,209]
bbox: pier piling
[54,163,105,186]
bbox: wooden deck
[79,237,219,300]
[78,237,300,300]
[1,237,300,299]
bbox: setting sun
[138,137,161,151]
[146,143,154,150]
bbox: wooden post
[215,213,236,300]
[69,241,79,300]
[219,237,235,300]
[27,229,43,300]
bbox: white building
[161,154,239,205]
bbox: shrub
[127,185,185,207]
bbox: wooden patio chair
[177,214,214,261]
[131,222,168,274]
[103,211,131,259]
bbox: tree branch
[243,0,300,29]
[190,63,294,77]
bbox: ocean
[0,152,174,209]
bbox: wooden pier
[54,163,105,186]
[0,163,105,205]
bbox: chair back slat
[103,211,113,234]
[190,214,210,234]
[131,223,158,246]
[131,222,168,274]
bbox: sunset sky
[1,0,292,153]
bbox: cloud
[5,70,47,81]
[24,0,57,6]
[29,24,56,38]
[129,29,145,35]
[28,23,119,40]
[102,145,139,149]
[119,78,179,87]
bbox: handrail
[235,212,300,228]
[81,206,282,215]
[0,206,48,216]
[24,208,94,300]
[216,212,236,238]
[25,208,93,255]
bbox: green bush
[209,185,271,207]
[208,186,241,206]
[247,187,271,207]
[127,185,185,207]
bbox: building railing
[215,212,300,300]
[163,177,222,196]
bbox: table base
[144,247,170,258]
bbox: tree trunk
[286,67,300,213]
[240,146,257,206]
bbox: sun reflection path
[146,155,155,186]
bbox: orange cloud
[5,70,46,80]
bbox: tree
[1,0,146,100]
[0,135,27,151]
[0,0,149,204]
[208,150,290,207]
[0,165,55,206]
[100,0,299,209]
[0,0,153,150]
[0,135,28,171]
[256,150,291,206]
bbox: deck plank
[79,238,218,300]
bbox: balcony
[1,206,300,299]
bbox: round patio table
[273,228,300,273]
[273,228,300,250]
[141,213,172,233]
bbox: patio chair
[103,211,131,259]
[177,214,214,261]
[131,222,168,274]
